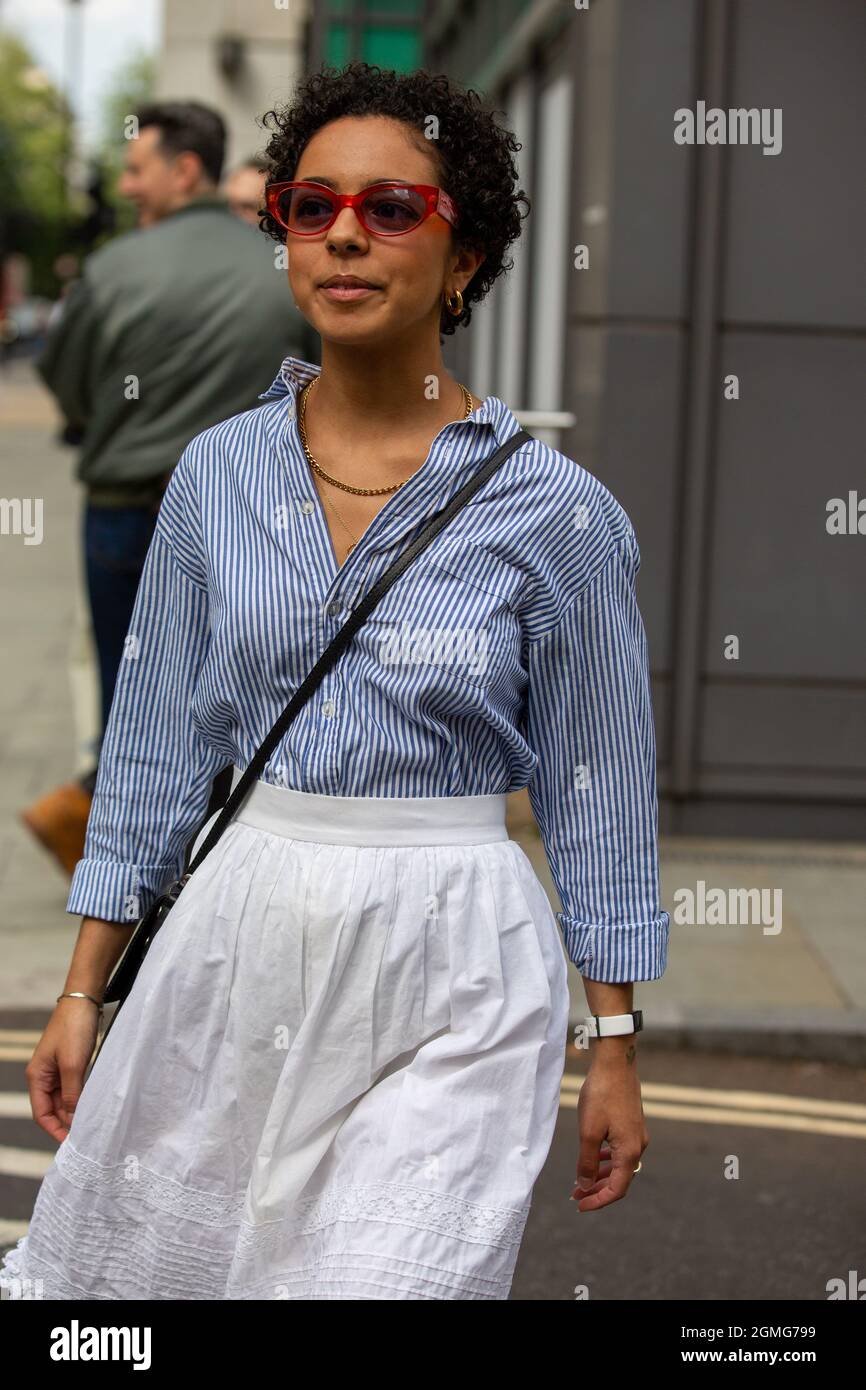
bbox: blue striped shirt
[67,354,670,982]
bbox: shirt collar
[258,355,527,590]
[258,353,522,449]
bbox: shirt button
[322,698,336,717]
[327,602,342,618]
[300,499,315,514]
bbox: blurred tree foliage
[0,33,70,294]
[0,35,154,296]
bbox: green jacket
[38,196,312,492]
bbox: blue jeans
[81,501,233,825]
[84,504,159,748]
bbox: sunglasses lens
[276,187,335,231]
[362,186,426,233]
[271,185,430,234]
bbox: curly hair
[258,61,530,337]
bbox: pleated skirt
[1,773,570,1300]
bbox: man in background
[22,101,306,875]
[223,154,320,361]
[223,155,271,226]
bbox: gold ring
[633,1161,642,1174]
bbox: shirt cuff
[558,911,670,981]
[66,858,180,924]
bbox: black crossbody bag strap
[188,426,532,871]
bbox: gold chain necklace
[298,374,474,493]
[298,374,475,554]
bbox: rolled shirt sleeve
[66,452,225,923]
[524,527,670,982]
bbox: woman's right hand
[25,998,102,1144]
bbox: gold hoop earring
[444,288,464,316]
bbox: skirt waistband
[227,766,509,846]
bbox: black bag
[89,427,533,1068]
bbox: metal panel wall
[428,0,866,838]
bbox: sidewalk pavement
[2,359,864,1065]
[517,807,866,1066]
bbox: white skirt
[1,773,570,1300]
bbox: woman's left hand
[571,1048,649,1211]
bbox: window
[318,1,423,72]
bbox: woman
[1,63,669,1301]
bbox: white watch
[582,1010,643,1038]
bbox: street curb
[569,1007,866,1067]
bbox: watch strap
[584,1010,643,1037]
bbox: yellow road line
[0,1218,30,1244]
[562,1072,866,1119]
[0,1094,33,1118]
[0,1146,53,1179]
[560,1089,866,1138]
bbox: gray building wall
[156,0,309,170]
[428,0,866,840]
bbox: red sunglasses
[265,180,459,237]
